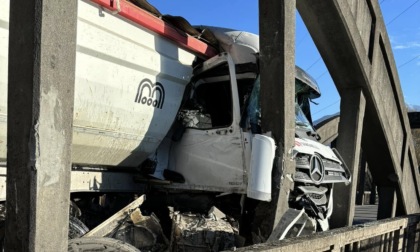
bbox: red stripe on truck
[90,0,217,59]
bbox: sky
[148,0,420,120]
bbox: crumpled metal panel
[171,209,236,252]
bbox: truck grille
[294,153,350,184]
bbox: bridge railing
[235,214,420,252]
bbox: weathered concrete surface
[356,153,367,205]
[233,214,420,252]
[315,115,340,145]
[315,111,420,221]
[408,112,420,168]
[412,129,420,165]
[377,186,397,219]
[6,0,78,251]
[330,88,366,228]
[297,0,420,218]
[256,0,296,240]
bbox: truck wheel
[68,216,89,239]
[68,237,141,252]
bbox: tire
[68,216,90,239]
[68,237,141,252]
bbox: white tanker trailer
[0,0,350,250]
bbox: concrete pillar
[256,0,296,240]
[330,88,366,228]
[356,152,367,205]
[377,186,397,219]
[370,184,377,204]
[6,0,78,251]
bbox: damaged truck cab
[147,28,351,239]
[154,53,270,197]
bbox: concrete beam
[356,152,368,205]
[256,0,296,240]
[330,88,366,228]
[315,115,340,145]
[6,0,78,251]
[408,112,420,169]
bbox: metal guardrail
[234,214,420,252]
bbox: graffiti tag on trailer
[134,78,165,109]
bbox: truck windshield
[295,103,316,133]
[242,75,319,135]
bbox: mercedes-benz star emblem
[309,155,325,184]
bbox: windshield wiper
[296,121,307,126]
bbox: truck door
[168,54,246,193]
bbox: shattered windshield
[242,75,319,135]
[295,103,316,132]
